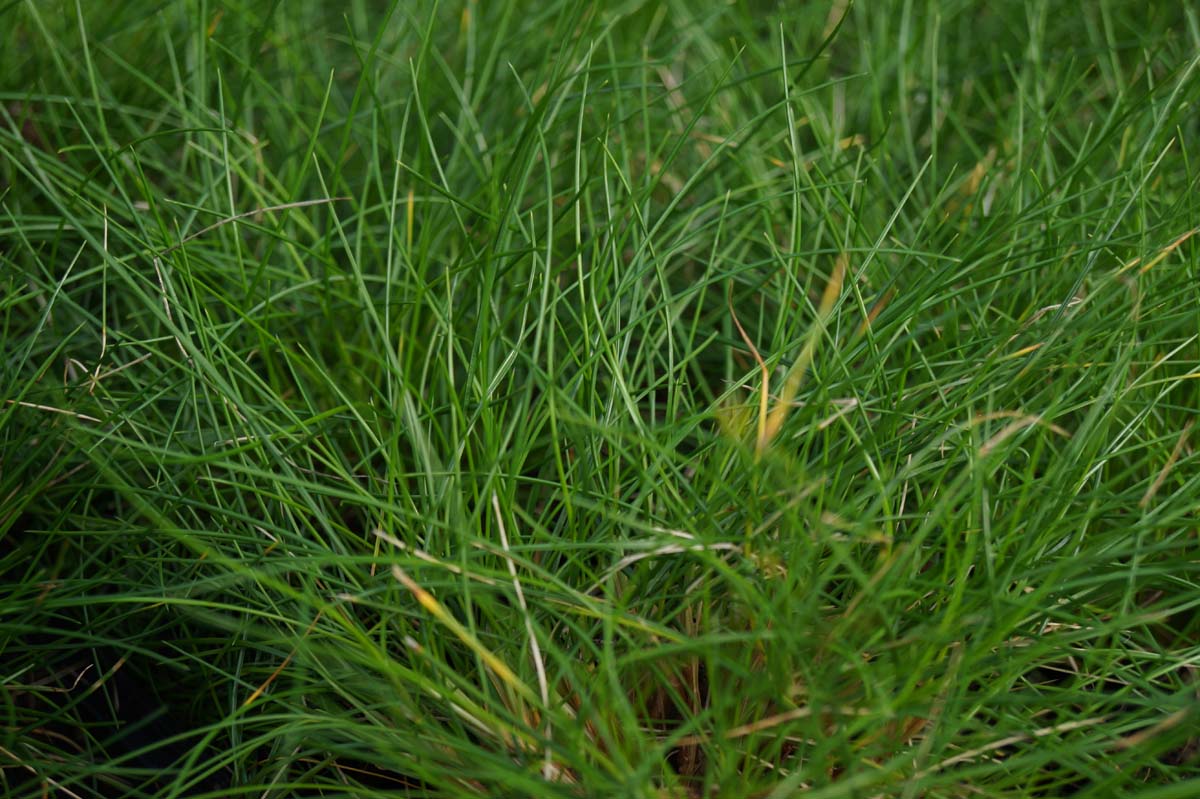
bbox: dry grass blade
[760,254,846,452]
[492,493,556,780]
[391,565,539,705]
[1140,420,1193,507]
[728,278,771,449]
[158,197,351,255]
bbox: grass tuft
[3,2,1199,797]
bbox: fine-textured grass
[3,2,1199,797]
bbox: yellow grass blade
[392,565,539,705]
[759,254,846,453]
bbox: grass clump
[3,1,1199,797]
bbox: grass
[2,1,1199,797]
